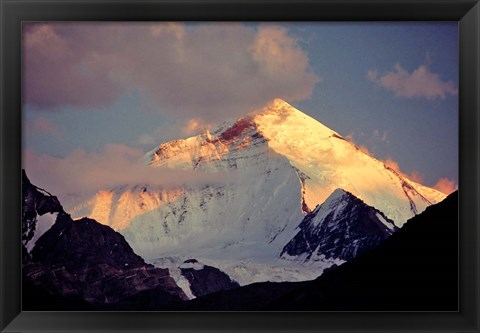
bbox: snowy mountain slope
[65,98,446,270]
[281,188,398,262]
[249,99,446,225]
[119,151,305,260]
[26,212,58,253]
[68,186,185,231]
[143,99,445,226]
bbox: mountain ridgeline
[22,169,63,259]
[281,189,398,262]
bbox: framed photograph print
[1,0,479,332]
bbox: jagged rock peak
[22,169,64,256]
[281,188,398,262]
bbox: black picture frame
[1,0,479,332]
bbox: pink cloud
[368,63,457,99]
[182,118,212,136]
[383,158,424,183]
[23,23,319,122]
[23,144,238,202]
[24,117,64,137]
[432,177,458,195]
[357,145,374,157]
[137,118,212,146]
[383,158,401,173]
[407,170,425,184]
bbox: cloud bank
[368,63,457,99]
[23,23,319,122]
[383,158,425,183]
[24,144,238,202]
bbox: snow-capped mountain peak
[66,99,446,274]
[145,99,339,169]
[144,99,445,226]
[253,98,338,138]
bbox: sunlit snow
[63,99,446,283]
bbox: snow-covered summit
[67,98,446,268]
[145,98,338,171]
[144,98,445,227]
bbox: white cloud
[368,63,457,99]
[23,144,238,202]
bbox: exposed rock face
[22,170,187,308]
[22,169,63,257]
[179,259,240,297]
[26,215,187,305]
[281,189,398,262]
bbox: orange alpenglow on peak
[140,100,445,227]
[68,99,447,264]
